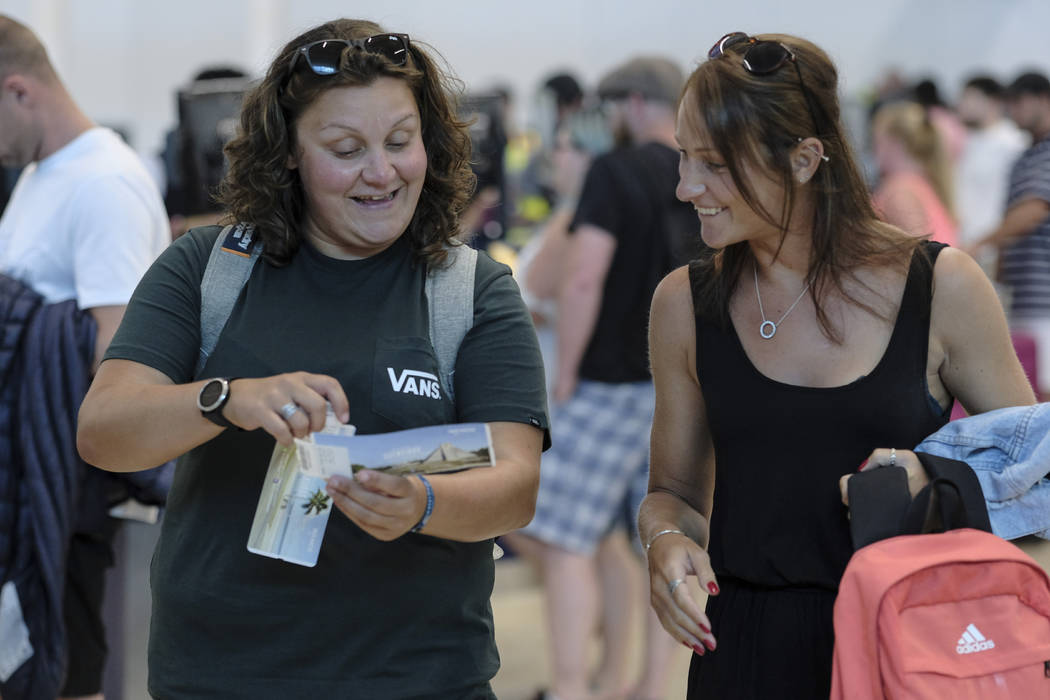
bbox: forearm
[981,199,1050,248]
[555,273,602,385]
[419,461,538,541]
[523,208,573,300]
[418,422,542,540]
[78,378,222,471]
[638,490,710,550]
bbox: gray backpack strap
[425,244,478,405]
[196,224,262,376]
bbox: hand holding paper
[247,422,494,566]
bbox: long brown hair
[216,18,475,267]
[685,33,922,342]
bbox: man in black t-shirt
[514,56,697,700]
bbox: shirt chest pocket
[372,336,455,429]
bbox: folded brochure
[247,419,494,566]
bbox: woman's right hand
[646,531,719,657]
[222,372,350,445]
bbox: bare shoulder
[649,265,697,374]
[929,246,1037,410]
[651,267,695,339]
[929,245,1010,365]
[652,266,694,319]
[931,246,998,313]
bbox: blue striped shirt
[1000,137,1050,318]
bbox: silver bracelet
[645,528,687,552]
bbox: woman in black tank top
[638,33,1036,699]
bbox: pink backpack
[832,458,1050,698]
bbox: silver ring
[279,402,300,420]
[890,447,897,468]
[668,578,685,596]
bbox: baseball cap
[597,56,684,105]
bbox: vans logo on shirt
[956,623,996,654]
[387,368,441,400]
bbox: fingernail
[703,638,716,651]
[858,459,868,471]
[692,644,705,656]
[707,582,720,595]
[699,623,711,634]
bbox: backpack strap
[425,244,478,406]
[196,224,262,376]
[912,452,992,533]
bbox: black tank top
[693,242,950,590]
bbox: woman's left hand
[839,448,929,506]
[326,470,426,541]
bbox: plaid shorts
[522,380,655,554]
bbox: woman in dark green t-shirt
[78,18,548,700]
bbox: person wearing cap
[973,71,1050,398]
[511,55,694,700]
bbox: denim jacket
[914,403,1050,540]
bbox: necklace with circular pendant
[754,262,809,340]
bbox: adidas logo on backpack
[955,623,995,654]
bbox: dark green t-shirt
[105,226,549,699]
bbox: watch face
[199,379,227,412]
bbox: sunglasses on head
[284,33,410,86]
[708,32,824,136]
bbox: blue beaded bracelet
[410,474,434,533]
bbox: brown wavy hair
[685,33,924,342]
[216,18,475,267]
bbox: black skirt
[687,578,836,699]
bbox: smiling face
[288,76,427,259]
[674,94,787,250]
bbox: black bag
[847,452,992,550]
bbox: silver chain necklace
[753,263,810,339]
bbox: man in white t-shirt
[0,15,168,700]
[956,76,1030,249]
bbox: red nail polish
[682,641,692,649]
[704,638,716,651]
[692,644,705,656]
[707,582,720,595]
[700,623,711,634]
[858,459,869,471]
